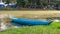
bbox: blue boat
[0,2,5,8]
[9,16,52,25]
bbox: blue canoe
[10,17,52,25]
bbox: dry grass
[0,11,60,19]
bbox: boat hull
[11,18,52,25]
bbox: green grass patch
[50,21,60,28]
[0,21,60,34]
[0,8,57,11]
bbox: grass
[0,11,60,34]
[0,8,57,11]
[50,21,60,28]
[0,11,60,19]
[0,21,60,34]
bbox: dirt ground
[0,10,60,19]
